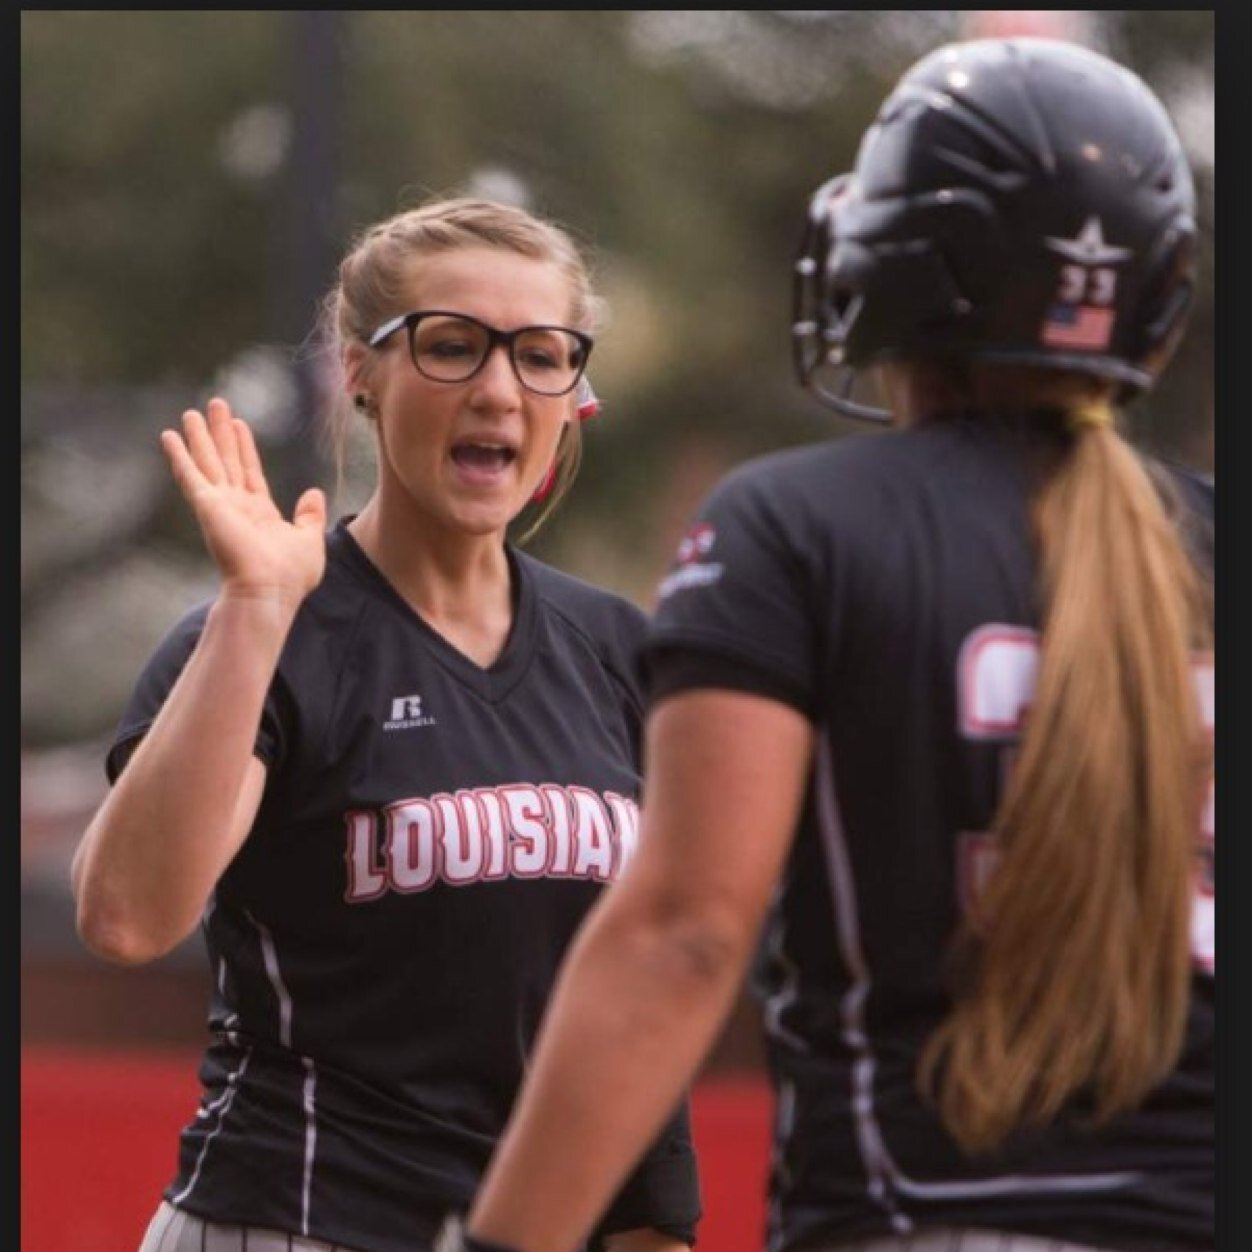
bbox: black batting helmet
[792,37,1197,422]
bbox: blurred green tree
[21,11,1214,746]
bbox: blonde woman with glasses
[72,197,700,1252]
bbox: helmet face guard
[792,38,1198,423]
[792,175,893,423]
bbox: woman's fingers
[170,399,265,497]
[163,400,302,543]
[206,397,245,486]
[180,408,225,485]
[292,487,327,533]
[234,418,270,496]
[159,428,203,501]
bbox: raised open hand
[161,396,327,610]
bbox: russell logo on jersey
[383,693,437,731]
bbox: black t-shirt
[107,521,700,1252]
[645,419,1214,1252]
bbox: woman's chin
[447,494,528,538]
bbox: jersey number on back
[956,624,1214,973]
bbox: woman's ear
[342,342,369,402]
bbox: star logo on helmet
[1044,216,1133,266]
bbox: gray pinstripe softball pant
[813,1230,1140,1251]
[140,1202,1145,1252]
[138,1202,367,1252]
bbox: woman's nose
[468,343,523,403]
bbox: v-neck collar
[329,519,539,704]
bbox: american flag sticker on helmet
[1040,303,1115,351]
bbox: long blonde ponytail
[917,379,1212,1153]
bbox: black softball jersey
[644,419,1213,1252]
[106,521,701,1252]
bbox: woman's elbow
[621,893,758,999]
[74,895,186,966]
[651,912,743,988]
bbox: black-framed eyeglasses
[367,310,594,398]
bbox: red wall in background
[21,1048,773,1252]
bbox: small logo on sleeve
[384,694,437,731]
[658,522,724,600]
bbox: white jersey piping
[811,730,1141,1212]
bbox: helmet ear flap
[1132,223,1197,369]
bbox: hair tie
[575,376,600,421]
[1067,402,1114,433]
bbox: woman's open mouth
[450,441,518,485]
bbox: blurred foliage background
[22,11,1214,752]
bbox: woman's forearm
[71,592,296,962]
[467,690,815,1252]
[469,871,753,1252]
